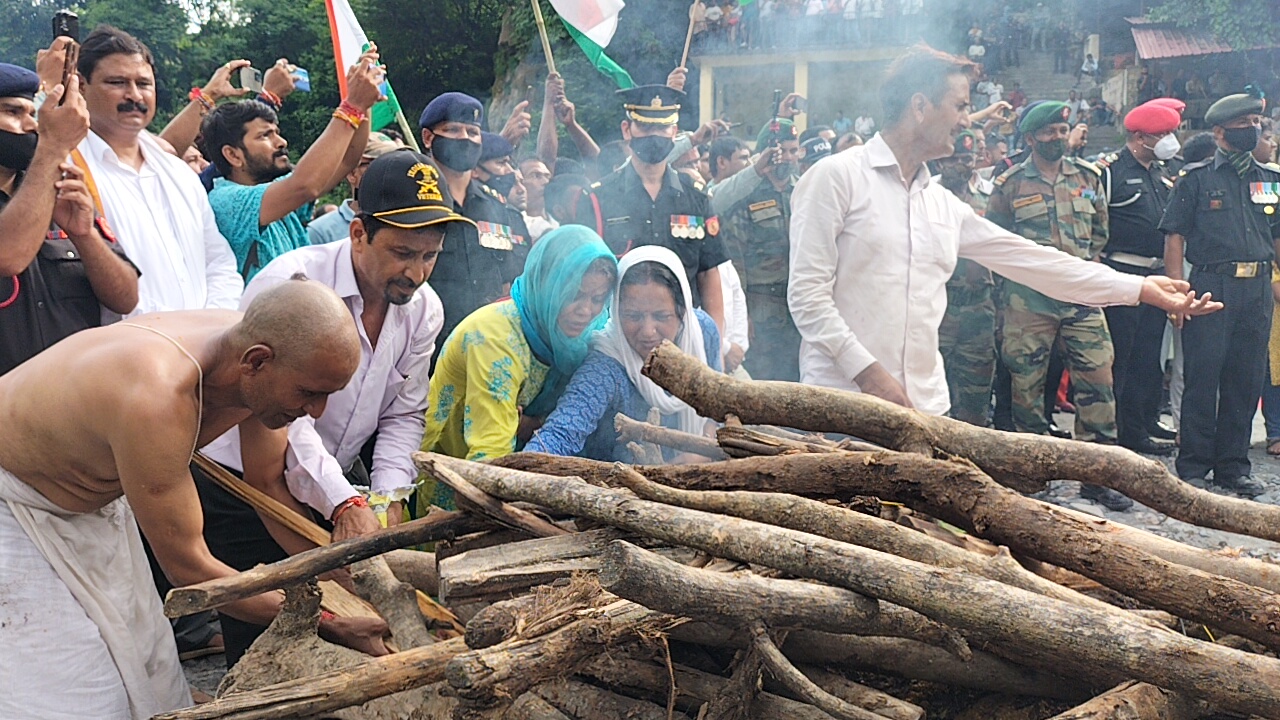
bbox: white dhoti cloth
[0,466,191,719]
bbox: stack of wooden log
[156,341,1280,720]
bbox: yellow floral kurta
[420,300,550,509]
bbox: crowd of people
[0,21,1265,718]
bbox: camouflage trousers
[742,289,802,382]
[998,281,1117,442]
[939,284,996,426]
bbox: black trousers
[1176,270,1271,481]
[1103,261,1167,446]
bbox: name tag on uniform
[605,216,630,225]
[1011,195,1045,210]
[1124,178,1143,185]
[748,199,783,222]
[1207,189,1226,210]
[477,221,514,251]
[671,215,706,240]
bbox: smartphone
[52,10,78,41]
[289,67,310,92]
[57,42,79,105]
[793,96,808,113]
[238,67,264,93]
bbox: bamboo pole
[530,0,557,75]
[680,0,698,69]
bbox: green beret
[757,119,797,148]
[953,130,978,155]
[1205,93,1266,128]
[1019,101,1072,134]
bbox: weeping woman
[526,245,722,463]
[419,226,618,510]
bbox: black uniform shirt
[430,179,531,342]
[1159,151,1280,265]
[0,186,135,375]
[1102,147,1172,258]
[574,163,728,306]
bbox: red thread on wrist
[188,87,214,113]
[320,610,336,622]
[257,89,282,109]
[331,495,369,522]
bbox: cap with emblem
[0,63,39,100]
[418,91,484,130]
[1124,102,1182,134]
[801,135,831,164]
[1019,101,1071,134]
[1146,97,1187,115]
[479,131,514,163]
[618,84,684,126]
[952,129,978,155]
[756,119,798,148]
[362,137,402,161]
[357,150,476,229]
[1205,93,1267,128]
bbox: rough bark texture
[599,540,973,659]
[431,461,569,538]
[788,667,924,720]
[438,528,623,603]
[534,678,686,720]
[749,621,886,720]
[642,340,1280,543]
[350,556,434,649]
[418,453,1280,718]
[382,549,440,597]
[157,584,462,720]
[164,510,481,620]
[508,692,573,720]
[578,452,1280,650]
[1046,681,1206,720]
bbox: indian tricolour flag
[324,0,403,133]
[547,0,635,89]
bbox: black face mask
[431,135,482,172]
[630,135,675,165]
[485,171,517,196]
[770,161,797,181]
[1224,125,1261,153]
[1033,138,1066,164]
[0,129,38,172]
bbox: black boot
[1079,484,1134,511]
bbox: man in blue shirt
[202,47,383,279]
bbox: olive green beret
[1019,101,1072,134]
[953,129,978,155]
[757,119,797,148]
[1204,93,1266,128]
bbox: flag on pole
[324,0,402,131]
[547,0,635,89]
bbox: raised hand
[202,59,252,103]
[38,74,90,155]
[501,100,533,146]
[51,162,95,241]
[344,47,385,113]
[262,58,298,102]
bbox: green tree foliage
[1148,0,1280,50]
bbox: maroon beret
[1124,102,1182,134]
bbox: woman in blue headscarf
[420,225,617,509]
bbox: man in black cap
[419,92,529,341]
[1162,92,1280,496]
[474,131,531,271]
[573,84,726,333]
[197,149,473,663]
[799,135,832,174]
[0,60,138,375]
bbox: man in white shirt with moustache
[788,44,1220,414]
[198,149,472,664]
[73,25,242,315]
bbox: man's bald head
[234,278,362,428]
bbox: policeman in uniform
[987,101,1128,510]
[419,92,529,342]
[574,85,727,332]
[1161,93,1280,496]
[935,130,997,426]
[711,119,801,381]
[1094,100,1183,456]
[0,62,138,375]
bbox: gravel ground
[182,409,1280,692]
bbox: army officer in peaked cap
[573,84,726,334]
[1161,92,1280,496]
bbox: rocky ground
[181,409,1280,694]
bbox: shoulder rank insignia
[1074,158,1102,176]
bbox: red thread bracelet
[0,276,19,309]
[320,610,336,622]
[331,495,369,522]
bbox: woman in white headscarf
[526,246,722,462]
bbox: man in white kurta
[787,45,1219,414]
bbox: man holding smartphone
[0,56,139,375]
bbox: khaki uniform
[986,155,1115,441]
[718,178,801,381]
[938,182,996,425]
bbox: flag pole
[530,0,558,75]
[394,108,421,152]
[680,0,698,69]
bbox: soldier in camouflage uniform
[711,120,803,381]
[935,131,997,425]
[986,101,1116,446]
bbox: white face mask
[1146,133,1180,161]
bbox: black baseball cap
[357,149,475,230]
